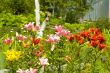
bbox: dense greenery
[40,0,93,23]
[0,0,35,14]
[0,0,92,23]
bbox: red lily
[89,28,101,35]
[78,39,84,44]
[97,34,105,43]
[99,44,106,50]
[33,45,43,58]
[80,30,90,38]
[67,34,75,41]
[90,34,98,41]
[90,40,99,47]
[32,38,40,45]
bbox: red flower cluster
[68,34,84,44]
[68,28,106,50]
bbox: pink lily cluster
[24,22,40,31]
[16,32,27,41]
[16,68,37,73]
[55,25,71,37]
[3,38,13,45]
[46,25,71,51]
[46,34,60,44]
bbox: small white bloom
[51,44,55,51]
[39,58,49,66]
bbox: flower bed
[0,22,110,73]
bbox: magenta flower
[39,58,49,66]
[24,22,41,31]
[56,29,70,37]
[55,25,63,32]
[3,38,12,45]
[24,22,34,31]
[55,25,71,37]
[16,32,27,41]
[35,25,40,30]
[46,35,60,43]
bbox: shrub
[83,18,110,30]
[0,0,35,14]
[0,12,35,27]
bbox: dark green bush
[81,18,110,30]
[49,17,64,26]
[0,0,35,14]
[63,23,85,33]
[93,18,110,30]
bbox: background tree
[0,0,35,14]
[0,0,93,23]
[40,0,93,23]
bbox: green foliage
[0,52,5,69]
[63,23,85,33]
[93,18,110,30]
[49,17,64,26]
[44,37,68,73]
[0,12,35,27]
[0,0,35,14]
[80,18,110,30]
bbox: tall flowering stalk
[35,0,40,26]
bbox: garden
[0,0,110,73]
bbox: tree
[0,0,35,14]
[40,0,93,23]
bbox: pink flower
[55,29,70,37]
[24,22,41,31]
[35,25,40,30]
[39,58,49,66]
[29,68,37,73]
[16,32,27,41]
[55,25,63,32]
[3,38,12,45]
[24,22,34,31]
[61,29,70,37]
[46,35,60,43]
[55,25,71,37]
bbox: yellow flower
[4,49,22,61]
[22,41,30,48]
